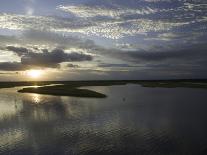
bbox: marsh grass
[18,86,107,98]
[0,80,207,98]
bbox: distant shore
[0,80,207,98]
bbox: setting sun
[27,70,43,79]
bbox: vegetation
[18,86,107,98]
[0,81,56,88]
[136,80,207,89]
[0,79,207,98]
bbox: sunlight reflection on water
[32,94,41,104]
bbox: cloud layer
[0,0,206,79]
[1,0,206,40]
[0,62,30,71]
[0,47,93,71]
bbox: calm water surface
[0,84,207,155]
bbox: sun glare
[27,70,43,79]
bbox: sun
[27,70,43,79]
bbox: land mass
[0,80,207,98]
[18,86,107,98]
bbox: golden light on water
[32,94,41,104]
[27,70,43,79]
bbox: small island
[18,85,107,98]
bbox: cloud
[0,62,30,71]
[67,63,79,68]
[3,33,207,68]
[6,46,28,56]
[21,30,96,49]
[98,63,135,68]
[0,13,93,32]
[0,0,207,78]
[57,5,156,18]
[105,45,207,63]
[1,0,204,40]
[56,0,207,39]
[6,47,93,69]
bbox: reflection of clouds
[0,130,25,151]
[0,93,22,120]
[1,86,207,154]
[0,102,17,119]
[0,91,168,154]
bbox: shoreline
[0,80,206,98]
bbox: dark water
[0,84,207,155]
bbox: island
[18,85,107,98]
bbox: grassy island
[18,85,107,98]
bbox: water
[0,84,207,155]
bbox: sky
[0,0,207,81]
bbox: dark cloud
[94,44,207,78]
[6,46,28,56]
[0,62,30,71]
[103,44,207,63]
[98,63,134,68]
[5,47,93,69]
[67,63,79,68]
[21,48,92,67]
